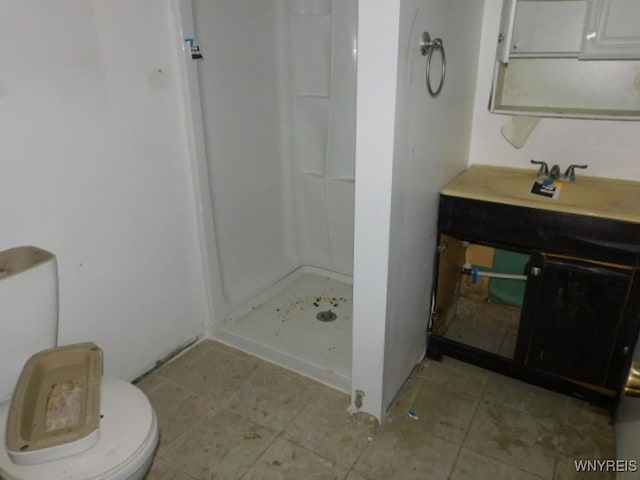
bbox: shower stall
[177,0,357,391]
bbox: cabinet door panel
[527,255,633,387]
[580,0,640,59]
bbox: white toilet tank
[0,246,58,404]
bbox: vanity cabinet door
[525,254,633,388]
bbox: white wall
[352,0,485,421]
[383,0,485,412]
[0,1,206,381]
[469,0,640,181]
[352,0,400,420]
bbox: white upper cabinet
[498,0,588,59]
[491,0,640,119]
[497,0,640,62]
[580,0,640,59]
[496,0,517,63]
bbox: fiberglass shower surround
[193,0,356,314]
[189,0,357,391]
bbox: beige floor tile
[558,421,616,460]
[144,457,194,480]
[563,397,612,426]
[420,357,490,397]
[464,400,559,478]
[141,340,618,480]
[554,454,616,479]
[161,409,276,480]
[135,371,166,394]
[344,471,370,480]
[145,377,218,455]
[398,378,480,445]
[483,373,569,423]
[155,341,217,380]
[224,362,319,430]
[558,397,616,460]
[160,341,260,403]
[352,421,459,480]
[451,448,545,480]
[242,437,348,480]
[284,388,376,469]
[385,373,425,423]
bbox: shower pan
[179,0,357,392]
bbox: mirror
[490,0,640,120]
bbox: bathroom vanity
[428,165,640,409]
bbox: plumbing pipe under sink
[461,264,527,283]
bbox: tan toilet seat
[6,343,103,466]
[0,377,158,480]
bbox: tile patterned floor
[140,339,615,480]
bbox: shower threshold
[211,266,352,393]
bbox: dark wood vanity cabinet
[523,254,634,389]
[428,195,640,409]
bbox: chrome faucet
[530,160,587,182]
[530,160,549,179]
[563,164,588,182]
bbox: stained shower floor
[212,267,352,392]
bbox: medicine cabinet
[489,0,640,119]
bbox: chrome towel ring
[420,32,445,97]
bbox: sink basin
[441,165,640,223]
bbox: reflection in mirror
[490,0,640,119]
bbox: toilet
[0,246,159,480]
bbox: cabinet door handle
[530,266,542,276]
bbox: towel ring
[420,32,445,97]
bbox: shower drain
[316,310,337,322]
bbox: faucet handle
[530,159,549,179]
[563,164,588,182]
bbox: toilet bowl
[0,377,159,480]
[0,246,159,480]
